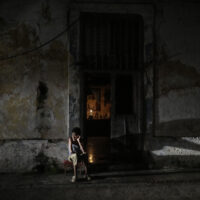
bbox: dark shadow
[37,81,48,110]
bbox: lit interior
[87,85,111,120]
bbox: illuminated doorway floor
[87,137,110,164]
[86,136,148,172]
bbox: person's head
[71,127,81,139]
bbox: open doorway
[78,13,145,169]
[84,73,111,164]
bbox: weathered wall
[0,140,67,172]
[0,0,70,172]
[155,1,200,136]
[145,1,200,167]
[0,0,69,139]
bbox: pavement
[1,169,200,200]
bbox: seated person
[68,127,91,182]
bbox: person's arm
[77,136,86,154]
[68,137,72,155]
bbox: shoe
[84,175,91,181]
[71,176,76,183]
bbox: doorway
[79,13,145,168]
[83,73,111,164]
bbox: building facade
[0,0,200,172]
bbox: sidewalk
[1,169,200,200]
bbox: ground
[1,169,200,200]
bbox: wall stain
[1,96,32,135]
[156,118,200,136]
[0,21,40,59]
[40,0,52,23]
[43,40,68,62]
[159,60,200,96]
[7,23,39,49]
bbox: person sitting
[68,127,91,182]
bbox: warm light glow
[86,86,111,119]
[88,154,94,163]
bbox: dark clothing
[71,137,82,155]
[69,137,88,164]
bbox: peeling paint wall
[0,0,70,172]
[0,0,69,139]
[0,140,67,172]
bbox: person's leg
[83,161,88,176]
[82,154,91,180]
[73,164,77,179]
[68,153,78,182]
